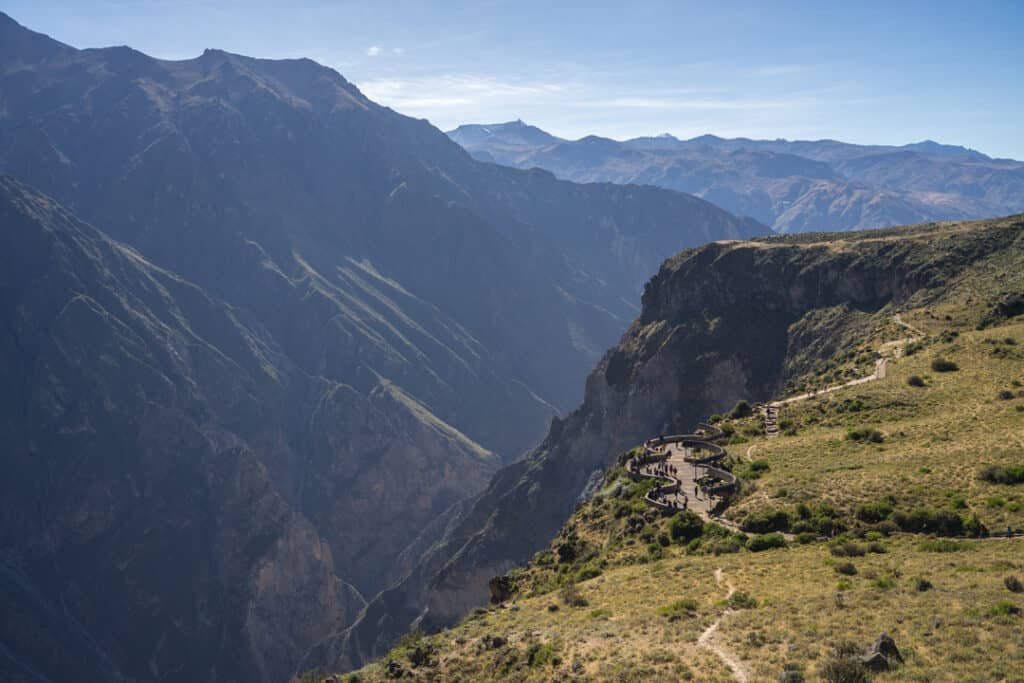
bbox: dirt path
[769,314,921,409]
[698,569,749,682]
[893,312,925,338]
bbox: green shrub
[747,533,787,552]
[978,465,1024,485]
[834,562,858,576]
[913,576,933,592]
[703,538,743,555]
[589,608,613,619]
[556,539,577,564]
[893,507,966,535]
[729,400,753,419]
[998,390,1016,400]
[846,427,884,443]
[525,641,560,667]
[669,511,704,542]
[873,573,897,589]
[1005,576,1024,593]
[931,357,959,372]
[988,600,1021,617]
[727,591,757,609]
[796,531,817,544]
[866,541,887,554]
[829,542,866,558]
[855,500,893,523]
[820,644,871,683]
[657,598,698,618]
[574,562,602,582]
[741,509,791,533]
[702,522,732,538]
[907,375,926,387]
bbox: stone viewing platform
[627,424,739,517]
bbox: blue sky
[5,0,1023,158]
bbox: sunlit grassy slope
[338,218,1024,683]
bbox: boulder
[861,633,903,671]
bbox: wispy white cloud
[365,45,404,58]
[352,67,873,145]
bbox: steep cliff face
[338,215,1024,670]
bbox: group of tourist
[649,487,689,512]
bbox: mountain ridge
[448,120,1024,232]
[0,13,763,682]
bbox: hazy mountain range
[0,12,761,683]
[448,120,1024,233]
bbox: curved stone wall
[629,422,739,512]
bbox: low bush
[846,427,884,443]
[893,507,966,535]
[834,561,858,576]
[525,641,560,668]
[728,591,757,609]
[988,600,1021,617]
[913,576,933,592]
[855,500,893,523]
[706,539,743,555]
[907,375,926,387]
[741,509,791,533]
[820,644,870,683]
[669,511,704,542]
[931,357,959,372]
[998,390,1016,400]
[747,533,787,552]
[729,400,753,419]
[1005,576,1024,593]
[830,542,866,558]
[978,465,1024,485]
[657,598,698,618]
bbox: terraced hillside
[338,216,1024,682]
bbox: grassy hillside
[331,218,1024,683]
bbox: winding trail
[697,568,749,682]
[767,314,924,411]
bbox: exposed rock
[488,576,515,604]
[861,633,903,671]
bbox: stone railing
[629,423,739,512]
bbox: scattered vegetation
[846,427,884,443]
[979,465,1024,485]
